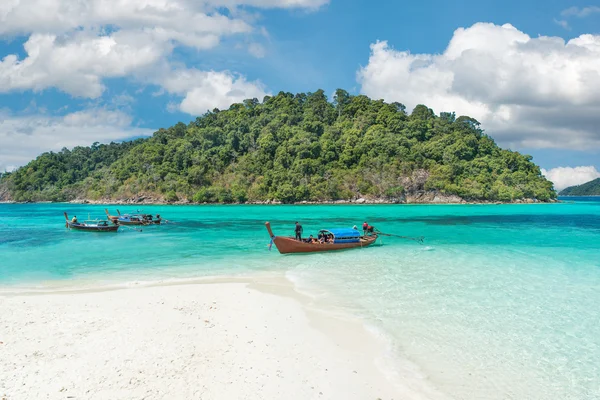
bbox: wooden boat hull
[111,218,160,226]
[64,213,119,232]
[140,216,162,225]
[265,222,377,254]
[115,219,145,226]
[67,222,119,232]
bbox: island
[0,90,556,204]
[559,178,600,196]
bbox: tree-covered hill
[0,90,556,203]
[559,178,600,196]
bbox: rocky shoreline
[0,169,558,205]
[0,187,559,205]
[9,191,552,205]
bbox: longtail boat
[139,212,162,225]
[64,212,119,232]
[105,209,162,225]
[265,222,377,254]
[113,213,146,226]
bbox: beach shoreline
[0,199,560,206]
[0,273,448,400]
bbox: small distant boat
[64,212,119,232]
[111,212,146,226]
[265,222,377,254]
[105,209,162,225]
[139,213,162,225]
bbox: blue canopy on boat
[320,228,360,238]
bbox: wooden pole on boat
[265,222,275,237]
[64,212,69,228]
[265,222,276,252]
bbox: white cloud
[209,0,328,9]
[0,0,324,101]
[0,0,255,97]
[111,93,136,107]
[542,166,600,191]
[358,23,600,150]
[561,6,600,18]
[553,19,570,30]
[160,69,268,114]
[0,1,252,36]
[0,31,170,98]
[0,108,153,171]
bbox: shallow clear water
[1,200,599,399]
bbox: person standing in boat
[72,216,78,223]
[362,221,369,235]
[295,221,303,241]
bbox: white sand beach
[0,275,443,400]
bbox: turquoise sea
[1,199,599,399]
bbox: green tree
[333,89,352,118]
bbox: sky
[1,0,599,190]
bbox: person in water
[295,221,303,241]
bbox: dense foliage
[0,90,556,203]
[0,141,143,202]
[560,178,600,196]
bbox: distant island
[0,90,556,204]
[559,178,600,196]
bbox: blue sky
[1,0,599,189]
